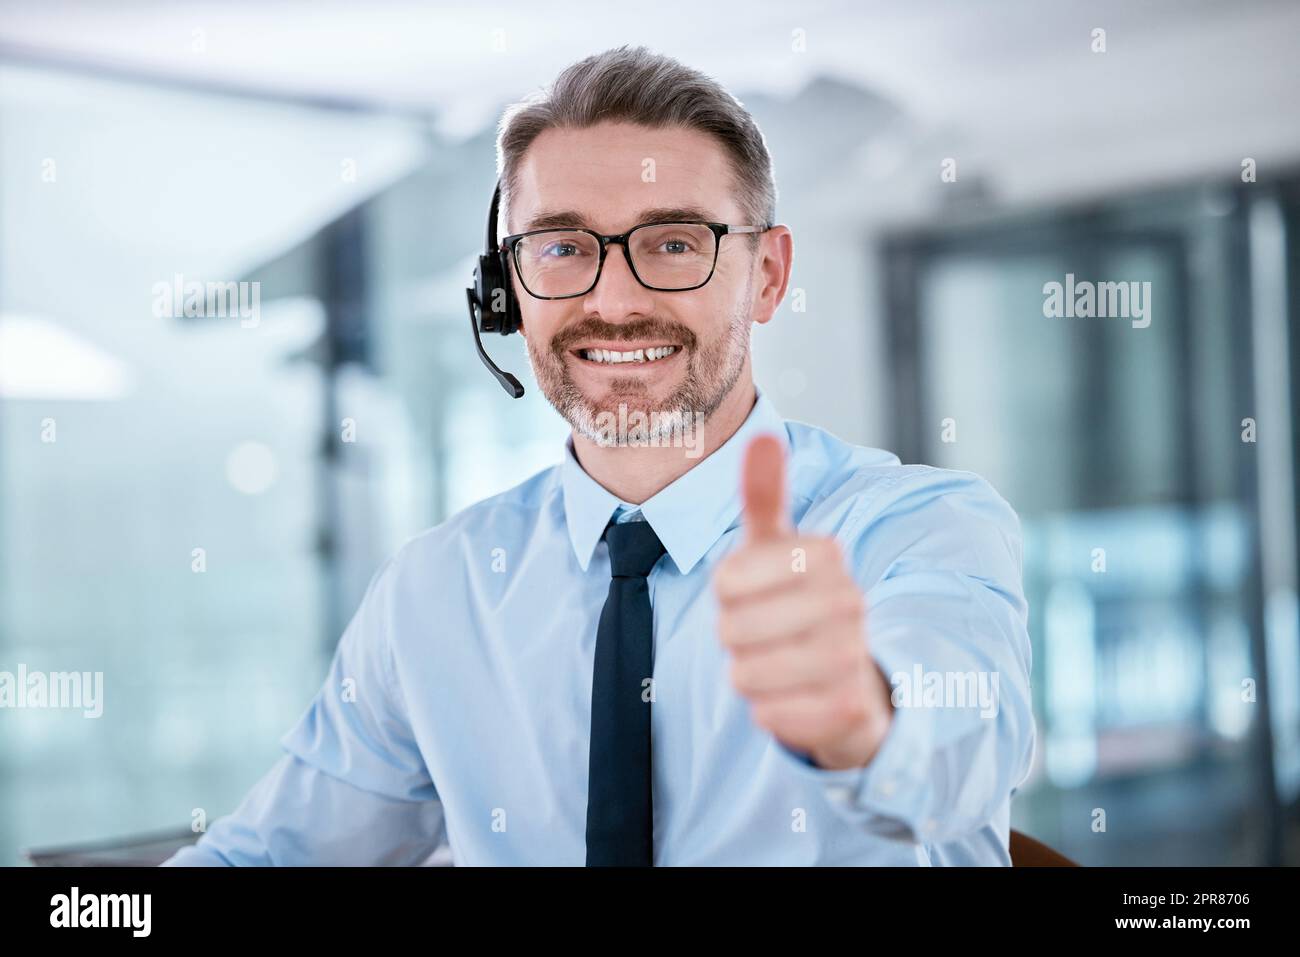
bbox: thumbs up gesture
[713,435,893,770]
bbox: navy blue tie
[586,518,665,866]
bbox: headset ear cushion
[476,253,505,334]
[498,249,520,335]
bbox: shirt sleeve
[774,467,1036,845]
[161,554,447,866]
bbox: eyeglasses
[501,221,771,299]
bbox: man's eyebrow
[521,205,719,231]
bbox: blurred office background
[2,0,1299,865]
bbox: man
[165,45,1034,867]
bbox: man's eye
[657,238,695,254]
[542,242,579,258]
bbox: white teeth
[582,346,678,364]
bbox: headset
[465,180,525,398]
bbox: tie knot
[605,519,666,578]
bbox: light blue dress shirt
[164,389,1034,866]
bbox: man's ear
[752,225,793,327]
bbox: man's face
[508,122,761,442]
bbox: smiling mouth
[573,345,680,365]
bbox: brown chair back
[1010,829,1078,866]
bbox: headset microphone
[465,180,525,398]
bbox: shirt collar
[560,387,790,575]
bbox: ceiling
[2,0,1297,207]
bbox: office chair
[1009,829,1078,866]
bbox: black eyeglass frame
[500,221,772,300]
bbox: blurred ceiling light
[0,313,134,400]
[225,440,278,496]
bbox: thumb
[741,434,789,543]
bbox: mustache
[550,318,697,356]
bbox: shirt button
[828,784,853,804]
[877,778,897,797]
[924,818,939,835]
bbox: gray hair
[496,45,776,244]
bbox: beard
[524,295,751,447]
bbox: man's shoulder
[783,419,1023,588]
[783,418,1018,536]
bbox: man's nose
[583,243,656,319]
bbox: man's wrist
[808,665,894,770]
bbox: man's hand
[713,434,893,771]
